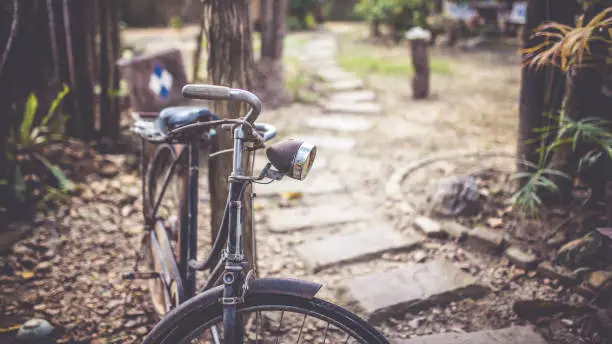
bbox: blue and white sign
[444,1,477,20]
[148,63,173,100]
[509,1,527,25]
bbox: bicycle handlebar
[182,84,262,124]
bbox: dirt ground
[1,24,607,344]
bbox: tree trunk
[99,0,121,147]
[205,0,257,272]
[255,0,290,108]
[515,0,578,193]
[370,20,381,38]
[65,0,96,139]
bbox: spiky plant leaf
[42,84,69,127]
[20,93,38,146]
[34,153,73,192]
[14,165,26,203]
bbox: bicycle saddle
[157,106,219,133]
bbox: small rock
[35,261,53,274]
[414,216,445,238]
[466,227,505,253]
[16,318,54,342]
[413,250,427,263]
[505,247,539,270]
[427,176,481,217]
[135,326,148,335]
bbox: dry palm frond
[521,7,612,71]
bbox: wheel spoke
[274,311,285,344]
[322,322,330,344]
[295,314,307,343]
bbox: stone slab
[328,90,377,103]
[316,67,354,82]
[253,170,345,197]
[536,261,578,285]
[392,326,547,344]
[329,79,364,92]
[414,216,445,238]
[504,246,539,270]
[322,101,382,115]
[296,135,356,152]
[466,227,505,253]
[442,222,469,240]
[305,115,373,132]
[296,227,423,271]
[266,203,370,233]
[341,259,489,323]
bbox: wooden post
[406,27,431,99]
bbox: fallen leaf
[0,324,20,333]
[19,271,35,280]
[280,191,303,201]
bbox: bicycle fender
[142,278,322,344]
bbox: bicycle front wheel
[145,293,389,344]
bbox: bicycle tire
[143,143,188,317]
[143,293,389,344]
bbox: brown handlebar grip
[182,84,232,101]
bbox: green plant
[509,7,612,217]
[284,56,317,103]
[5,85,73,205]
[510,115,612,216]
[338,52,452,77]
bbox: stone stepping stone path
[296,135,356,152]
[305,115,373,132]
[254,31,527,342]
[253,170,345,197]
[296,226,423,272]
[392,326,547,344]
[266,202,371,233]
[322,101,382,115]
[316,67,356,82]
[340,259,489,323]
[328,90,377,103]
[329,79,365,92]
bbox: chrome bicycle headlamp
[265,139,317,180]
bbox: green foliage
[355,0,421,22]
[284,56,318,103]
[338,53,453,77]
[509,115,612,216]
[4,85,73,209]
[167,16,184,30]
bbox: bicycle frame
[142,124,253,342]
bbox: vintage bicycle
[128,84,389,343]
